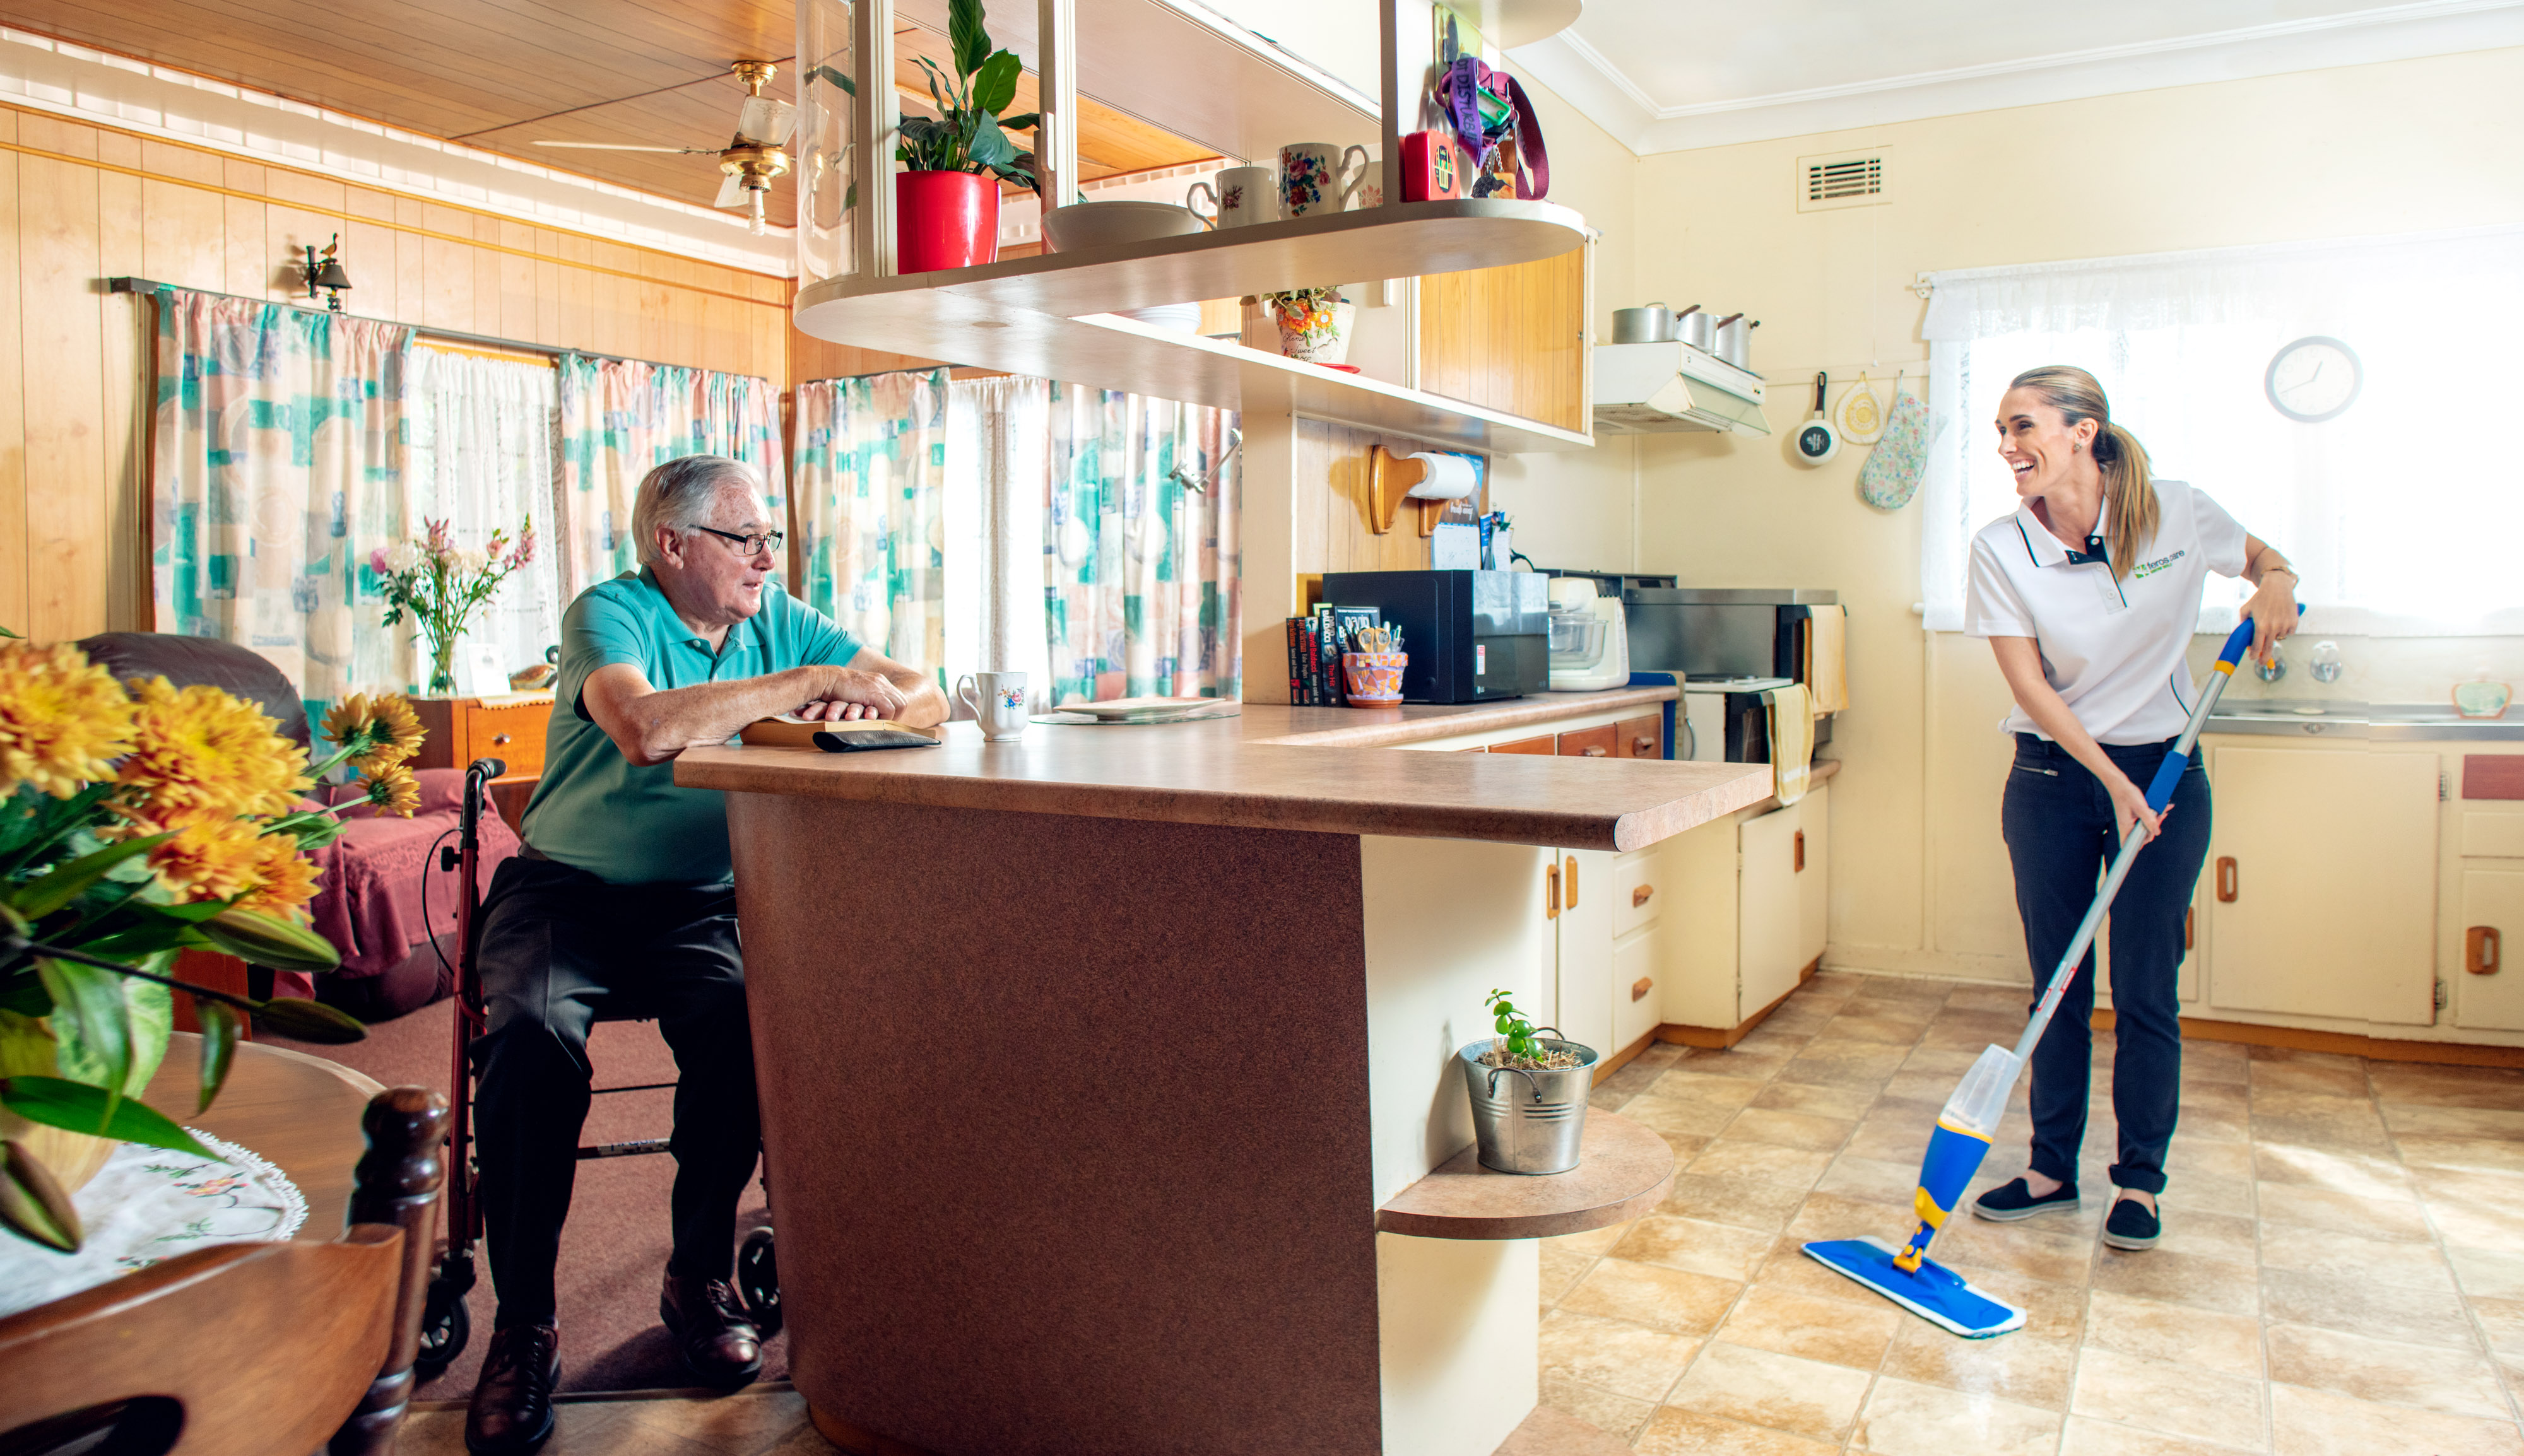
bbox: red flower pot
[896,170,1000,273]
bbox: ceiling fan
[532,60,796,235]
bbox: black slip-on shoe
[661,1272,764,1390]
[2102,1195,2162,1250]
[464,1322,560,1455]
[1971,1177,2080,1222]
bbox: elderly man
[464,455,945,1455]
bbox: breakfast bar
[676,696,1775,1456]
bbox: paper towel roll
[1402,451,1478,502]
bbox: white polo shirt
[1965,479,2250,744]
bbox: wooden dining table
[137,1031,385,1242]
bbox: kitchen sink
[2205,698,2524,741]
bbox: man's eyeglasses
[690,525,785,558]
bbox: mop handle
[2010,616,2274,1063]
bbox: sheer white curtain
[1919,226,2524,635]
[942,376,1052,708]
[403,347,565,691]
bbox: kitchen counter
[2207,699,2524,741]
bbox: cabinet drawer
[1613,713,1663,760]
[1613,926,1661,1050]
[2465,810,2524,859]
[1558,725,1615,758]
[1491,734,1556,756]
[462,700,552,776]
[1613,853,1663,939]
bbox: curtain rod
[103,277,767,382]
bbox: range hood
[1592,340,1771,435]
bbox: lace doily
[0,1129,309,1318]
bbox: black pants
[2002,734,2212,1197]
[471,855,760,1329]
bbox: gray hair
[632,455,762,567]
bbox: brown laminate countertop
[678,688,1795,852]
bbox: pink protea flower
[367,546,389,575]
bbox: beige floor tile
[2421,1169,2524,1247]
[1826,1013,1933,1045]
[1646,1071,1771,1110]
[1612,1214,1783,1283]
[2169,1171,2257,1219]
[1632,1406,1841,1455]
[1714,1283,1904,1370]
[2182,1108,2256,1146]
[1754,1079,1878,1119]
[1932,1218,2097,1288]
[2262,1322,2508,1418]
[2251,1144,2413,1201]
[1663,1340,1875,1443]
[1737,1028,1815,1059]
[1902,1047,1989,1077]
[2084,1289,2263,1377]
[1796,1038,1914,1072]
[2060,1414,2264,1455]
[1677,1050,1795,1083]
[1728,1107,1860,1152]
[1558,1257,1745,1336]
[2381,1103,2524,1142]
[2087,1248,2260,1317]
[1955,1265,2093,1344]
[2465,1294,2524,1360]
[2150,1208,2259,1264]
[2450,1246,2524,1301]
[1690,1138,1836,1190]
[1647,1129,1716,1168]
[2256,1225,2457,1293]
[2183,1081,2254,1116]
[1537,1310,1704,1404]
[2255,1180,2434,1240]
[2258,1265,2478,1349]
[1750,1236,1933,1308]
[622,1390,818,1452]
[1776,1057,1896,1093]
[1540,1372,1657,1444]
[1853,1375,2065,1456]
[1542,1240,1601,1303]
[1627,1095,1742,1139]
[2248,1061,2370,1099]
[2398,1137,2524,1176]
[2268,1382,2524,1456]
[1659,1172,1812,1231]
[2366,1062,2524,1110]
[1786,1192,1927,1245]
[1880,1071,1974,1108]
[1816,1153,1930,1208]
[2071,1345,2267,1450]
[2165,1139,2255,1181]
[1845,1114,1937,1164]
[1546,1221,1635,1259]
[1880,1313,2078,1409]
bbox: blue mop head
[1802,1236,2026,1339]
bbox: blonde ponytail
[2009,366,2157,580]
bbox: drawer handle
[1564,855,1579,908]
[1794,830,1805,873]
[1631,977,1653,1002]
[1631,884,1654,909]
[492,733,512,746]
[2185,907,2194,951]
[2216,857,2238,903]
[1633,735,1656,756]
[1545,863,1559,920]
[2470,925,2503,975]
[1582,746,1608,757]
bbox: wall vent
[1797,149,1888,212]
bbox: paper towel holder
[1369,444,1477,537]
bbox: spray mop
[1803,613,2272,1338]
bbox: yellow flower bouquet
[0,638,429,1252]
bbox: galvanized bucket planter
[1458,1036,1598,1175]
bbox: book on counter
[739,714,944,751]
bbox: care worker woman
[1963,367,2298,1251]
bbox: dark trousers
[471,855,760,1329]
[2002,733,2212,1196]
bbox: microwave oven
[1317,570,1550,703]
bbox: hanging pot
[1610,303,1673,344]
[1677,307,1715,352]
[1716,314,1759,370]
[896,171,1001,274]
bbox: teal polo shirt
[521,568,865,885]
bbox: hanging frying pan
[1793,372,1841,465]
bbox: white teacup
[1190,165,1277,228]
[1279,143,1370,218]
[956,671,1030,741]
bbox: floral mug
[1189,165,1275,228]
[1278,143,1371,218]
[955,671,1030,741]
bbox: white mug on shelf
[1191,165,1276,229]
[955,671,1030,741]
[1278,143,1370,218]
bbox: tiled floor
[1543,968,2524,1455]
[399,1385,824,1455]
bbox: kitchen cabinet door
[2455,870,2524,1031]
[2204,747,2438,1025]
[1739,803,1807,1018]
[1612,925,1660,1052]
[1795,782,1830,973]
[1555,849,1617,1057]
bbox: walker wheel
[736,1226,781,1340]
[415,1273,472,1380]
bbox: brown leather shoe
[661,1271,763,1388]
[464,1322,560,1455]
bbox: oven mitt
[1856,384,1935,510]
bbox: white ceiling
[1511,0,2524,153]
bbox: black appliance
[1624,586,1840,749]
[1318,570,1549,703]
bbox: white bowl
[1118,303,1204,334]
[1042,201,1206,252]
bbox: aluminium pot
[1715,314,1759,370]
[1611,303,1672,344]
[1458,1036,1598,1175]
[1678,308,1716,351]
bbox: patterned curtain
[791,369,950,678]
[150,288,411,720]
[400,347,563,693]
[1043,384,1240,705]
[553,354,786,601]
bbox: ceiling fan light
[737,98,796,148]
[748,191,767,236]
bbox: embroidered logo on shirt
[2132,548,2186,580]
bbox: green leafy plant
[894,0,1039,187]
[1483,987,1574,1069]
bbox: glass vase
[428,638,458,696]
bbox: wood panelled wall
[0,102,794,640]
[1294,419,1488,581]
[1418,246,1588,433]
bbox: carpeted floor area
[266,994,785,1400]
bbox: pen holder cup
[1342,650,1406,705]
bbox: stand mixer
[1547,577,1630,691]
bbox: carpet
[265,992,787,1399]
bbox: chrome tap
[2253,639,2287,684]
[2308,640,2344,684]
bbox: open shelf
[1376,1110,1675,1240]
[795,200,1595,452]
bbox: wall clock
[2265,336,2362,423]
